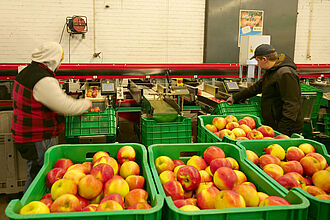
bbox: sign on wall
[238,10,264,47]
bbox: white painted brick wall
[0,0,205,63]
[294,0,330,63]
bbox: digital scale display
[225,82,239,90]
[102,83,114,92]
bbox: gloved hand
[226,96,234,104]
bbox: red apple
[163,180,184,201]
[67,164,89,175]
[176,166,201,191]
[103,175,130,198]
[238,118,253,129]
[257,125,275,138]
[90,163,114,183]
[265,144,286,160]
[82,204,98,212]
[203,146,225,164]
[82,162,93,173]
[50,194,81,212]
[124,189,148,208]
[100,193,124,208]
[195,182,215,195]
[243,116,256,129]
[212,117,227,130]
[186,155,207,171]
[226,122,240,130]
[233,184,259,207]
[205,124,217,133]
[280,161,304,175]
[127,202,152,209]
[238,124,252,134]
[226,157,239,170]
[117,145,136,164]
[259,154,281,169]
[262,164,284,180]
[154,156,175,174]
[246,150,259,165]
[210,158,232,174]
[78,174,103,200]
[63,169,86,185]
[214,190,246,208]
[159,170,176,185]
[312,170,330,193]
[119,161,140,179]
[285,147,305,161]
[247,129,264,140]
[258,192,269,206]
[75,194,89,209]
[306,153,328,170]
[125,175,145,190]
[92,151,110,164]
[213,167,237,190]
[276,172,306,190]
[234,170,247,185]
[196,186,220,209]
[45,168,66,189]
[300,155,322,176]
[218,129,235,139]
[232,128,246,138]
[173,160,185,167]
[39,198,53,210]
[303,185,327,196]
[199,170,213,182]
[259,196,290,206]
[298,143,315,155]
[97,200,123,211]
[51,179,77,200]
[173,199,193,208]
[274,134,290,139]
[236,137,249,140]
[53,158,73,172]
[93,156,119,175]
[225,115,238,124]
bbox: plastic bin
[324,114,330,135]
[65,108,116,143]
[5,143,163,220]
[0,133,26,194]
[197,114,303,144]
[301,83,323,121]
[141,116,192,146]
[236,139,330,220]
[212,102,263,120]
[148,143,309,220]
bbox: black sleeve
[232,78,263,103]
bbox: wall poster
[238,10,264,47]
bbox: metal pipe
[307,0,314,60]
[93,0,97,55]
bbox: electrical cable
[59,23,67,44]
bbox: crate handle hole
[180,151,198,158]
[8,154,12,158]
[85,151,111,160]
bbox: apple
[214,131,220,137]
[196,186,220,209]
[265,144,285,160]
[259,196,290,206]
[100,193,124,208]
[173,160,185,167]
[119,161,140,179]
[53,158,73,172]
[213,167,237,190]
[280,161,303,175]
[203,146,225,164]
[45,168,66,189]
[303,185,327,196]
[104,175,130,198]
[39,198,53,210]
[63,169,86,185]
[218,129,235,139]
[180,205,200,211]
[274,134,290,139]
[300,155,322,176]
[233,184,259,207]
[174,165,185,178]
[226,157,239,170]
[93,156,119,175]
[125,175,145,190]
[242,181,257,190]
[78,174,103,200]
[257,125,275,138]
[231,127,246,138]
[92,89,97,98]
[258,192,269,205]
[233,170,247,185]
[195,182,215,195]
[238,124,252,135]
[262,164,284,180]
[67,164,89,175]
[127,202,152,209]
[199,170,213,182]
[306,153,328,170]
[276,172,306,190]
[176,165,201,191]
[92,151,110,164]
[159,170,176,185]
[226,122,240,131]
[285,147,305,161]
[312,170,330,193]
[315,194,330,200]
[210,158,232,174]
[205,124,217,133]
[82,162,93,173]
[89,190,104,204]
[205,166,213,177]
[51,178,77,200]
[163,180,185,201]
[246,150,259,165]
[154,156,175,174]
[173,199,193,208]
[247,129,264,140]
[214,190,246,209]
[90,163,114,183]
[238,118,253,129]
[298,143,315,155]
[51,194,81,212]
[212,117,227,130]
[86,90,93,97]
[225,115,238,123]
[75,194,89,209]
[117,145,136,164]
[186,155,207,171]
[259,154,281,169]
[243,116,256,129]
[19,201,50,214]
[304,177,312,186]
[124,189,148,208]
[184,190,193,199]
[82,204,98,212]
[97,200,123,211]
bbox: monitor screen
[102,83,114,91]
[226,82,239,90]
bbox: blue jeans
[24,138,57,193]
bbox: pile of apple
[246,143,330,200]
[19,146,151,215]
[205,115,290,140]
[154,146,291,211]
[86,87,98,98]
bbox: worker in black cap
[227,44,304,136]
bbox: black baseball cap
[250,44,276,59]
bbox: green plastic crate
[141,116,192,146]
[197,114,303,144]
[301,83,323,121]
[5,143,163,220]
[148,143,309,220]
[236,139,330,220]
[324,114,330,135]
[65,108,116,143]
[212,102,263,120]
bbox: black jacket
[233,54,304,136]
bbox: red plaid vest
[11,62,65,143]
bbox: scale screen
[225,82,239,91]
[102,83,115,92]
